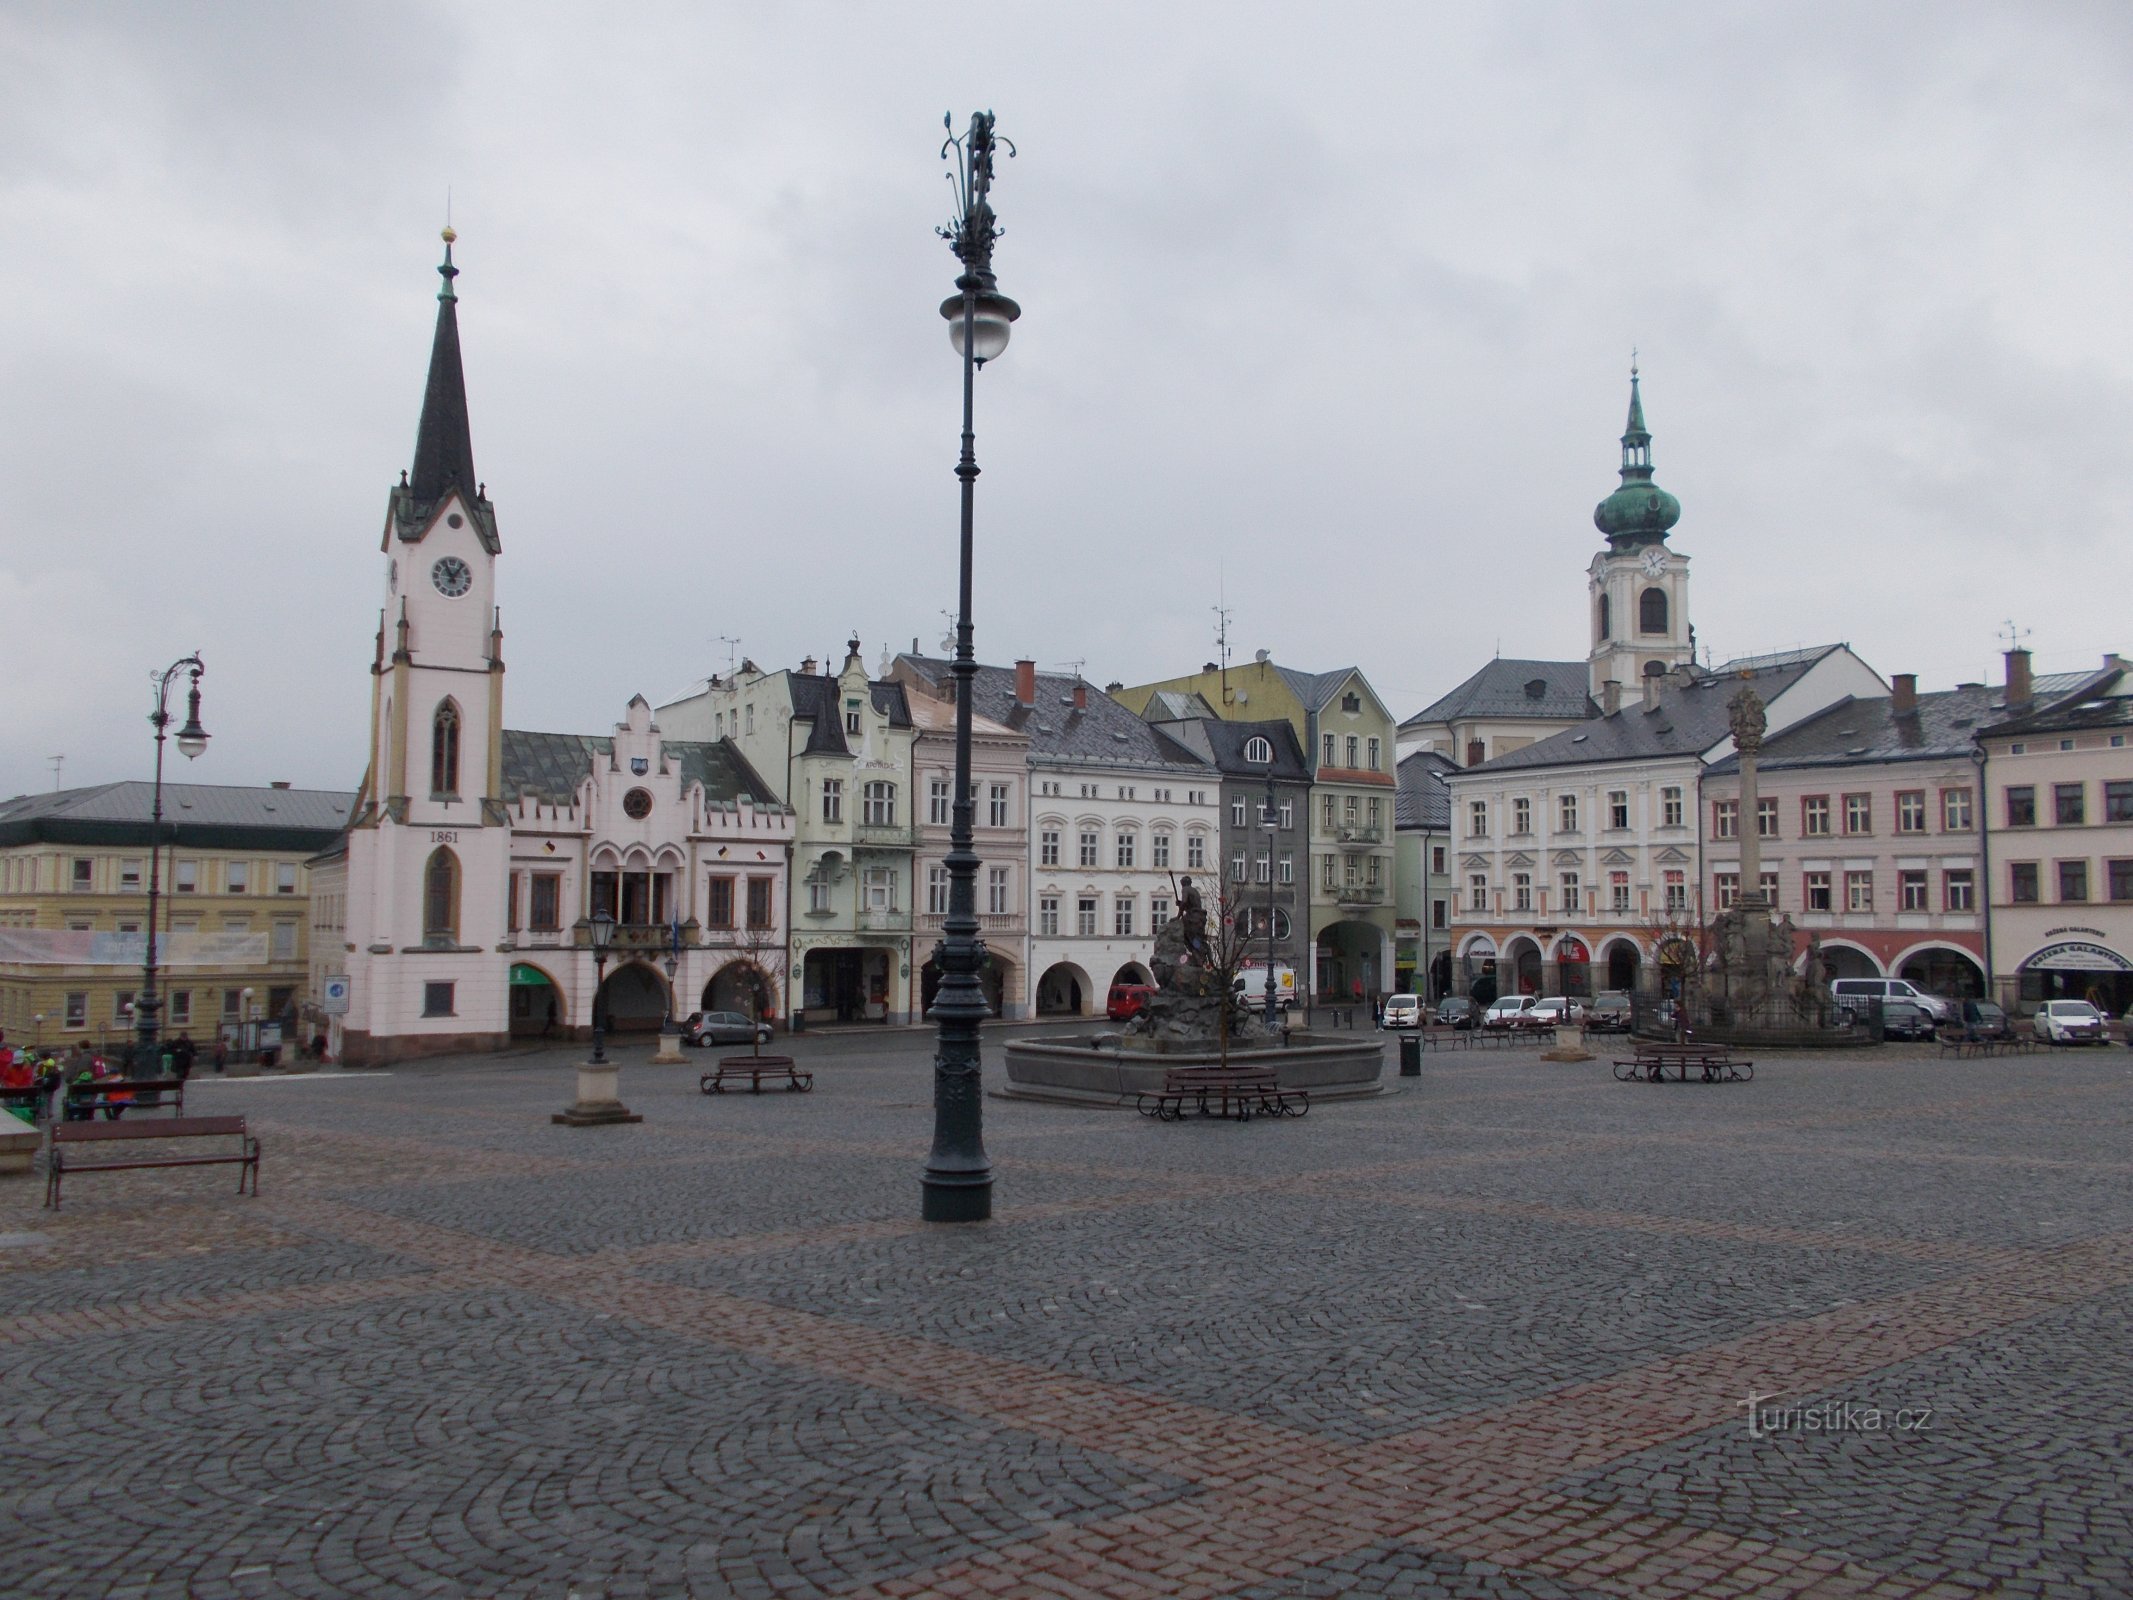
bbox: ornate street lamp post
[136,655,208,1077]
[923,110,1018,1224]
[588,908,615,1065]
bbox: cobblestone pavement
[4,1028,2132,1598]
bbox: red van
[1106,984,1156,1021]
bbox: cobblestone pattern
[1,1040,2129,1596]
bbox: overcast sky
[4,1,2129,800]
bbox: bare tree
[718,920,788,1058]
[1201,884,1261,1067]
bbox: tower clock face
[1641,548,1667,578]
[431,556,472,597]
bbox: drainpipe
[1971,743,1994,1008]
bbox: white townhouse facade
[1444,647,1886,1000]
[658,644,919,1025]
[893,657,1218,1017]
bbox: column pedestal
[552,1060,642,1126]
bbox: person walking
[211,1036,227,1074]
[170,1033,196,1082]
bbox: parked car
[1528,996,1585,1027]
[683,1010,773,1047]
[1380,994,1423,1030]
[1583,993,1633,1033]
[1830,977,1953,1024]
[1436,996,1478,1031]
[2033,999,2108,1045]
[1482,995,1539,1029]
[1106,983,1156,1022]
[1877,999,1936,1041]
[1957,998,2012,1041]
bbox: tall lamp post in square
[922,110,1018,1224]
[136,655,208,1078]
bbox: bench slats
[54,1116,245,1143]
[45,1114,259,1210]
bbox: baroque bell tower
[1586,363,1692,705]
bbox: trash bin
[1398,1035,1422,1076]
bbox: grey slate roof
[897,656,1211,772]
[1156,718,1310,781]
[1144,689,1218,722]
[0,782,356,851]
[1980,663,2133,738]
[1395,751,1455,831]
[1274,665,1363,714]
[1469,652,1832,775]
[1705,685,2000,774]
[1400,659,1596,729]
[785,673,913,758]
[500,730,783,809]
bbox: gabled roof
[782,672,913,758]
[1275,665,1365,713]
[897,655,1212,772]
[1395,750,1455,830]
[1143,689,1218,722]
[1468,652,1833,775]
[0,782,356,851]
[500,730,783,810]
[1158,718,1310,781]
[1705,686,2000,775]
[1401,659,1596,730]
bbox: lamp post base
[553,1060,642,1126]
[649,1028,686,1064]
[920,1172,993,1223]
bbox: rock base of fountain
[998,1030,1388,1108]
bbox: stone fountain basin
[997,1032,1388,1108]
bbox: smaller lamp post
[1261,764,1281,1032]
[556,908,639,1125]
[652,915,686,1063]
[134,654,208,1079]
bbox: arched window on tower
[1597,592,1612,641]
[431,701,461,796]
[1639,586,1669,636]
[423,847,460,945]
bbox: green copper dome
[1593,367,1680,545]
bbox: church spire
[1592,357,1680,547]
[407,228,478,505]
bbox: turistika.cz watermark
[1741,1392,1933,1438]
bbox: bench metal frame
[45,1115,259,1210]
[700,1055,814,1094]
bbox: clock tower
[343,231,511,1054]
[1586,363,1691,705]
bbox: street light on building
[134,655,208,1078]
[922,110,1018,1225]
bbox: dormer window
[1244,735,1273,764]
[845,700,862,736]
[1341,693,1360,713]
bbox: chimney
[1600,680,1621,716]
[800,656,817,676]
[2004,648,2032,707]
[1072,681,1088,712]
[270,781,291,790]
[1014,659,1036,706]
[1891,673,1917,714]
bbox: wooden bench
[700,1055,813,1094]
[44,1115,260,1210]
[1463,1024,1557,1049]
[1935,1029,2039,1060]
[2,1084,53,1125]
[1137,1066,1307,1122]
[1612,1041,1754,1083]
[62,1076,187,1120]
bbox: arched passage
[1598,937,1642,994]
[1315,919,1383,1003]
[1457,935,1498,1004]
[508,962,564,1039]
[1553,934,1592,998]
[596,961,670,1033]
[1502,936,1543,997]
[1895,944,1986,999]
[1036,962,1092,1016]
[1111,961,1151,988]
[704,960,772,1019]
[919,951,1012,1018]
[1818,942,1882,981]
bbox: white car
[1481,996,1539,1029]
[2033,1000,2108,1045]
[1380,994,1423,1030]
[1528,996,1584,1027]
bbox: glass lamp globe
[940,289,1021,364]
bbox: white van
[1232,966,1297,1012]
[1828,977,1951,1023]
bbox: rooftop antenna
[712,636,739,677]
[1057,658,1086,680]
[48,754,64,791]
[938,607,956,654]
[1213,600,1234,704]
[1997,619,2032,652]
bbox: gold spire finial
[441,225,458,244]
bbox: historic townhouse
[0,782,350,1052]
[903,679,1031,1018]
[1396,661,1595,767]
[659,644,915,1025]
[1445,647,1884,1000]
[1393,751,1454,1000]
[1115,659,1398,1002]
[895,657,1217,1017]
[321,237,794,1064]
[1701,678,1993,997]
[1137,698,1313,990]
[1977,650,2133,1015]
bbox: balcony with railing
[853,821,920,849]
[856,907,911,932]
[1334,884,1386,905]
[916,912,1024,933]
[1334,825,1385,844]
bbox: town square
[4,3,2133,1595]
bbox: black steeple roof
[408,230,477,503]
